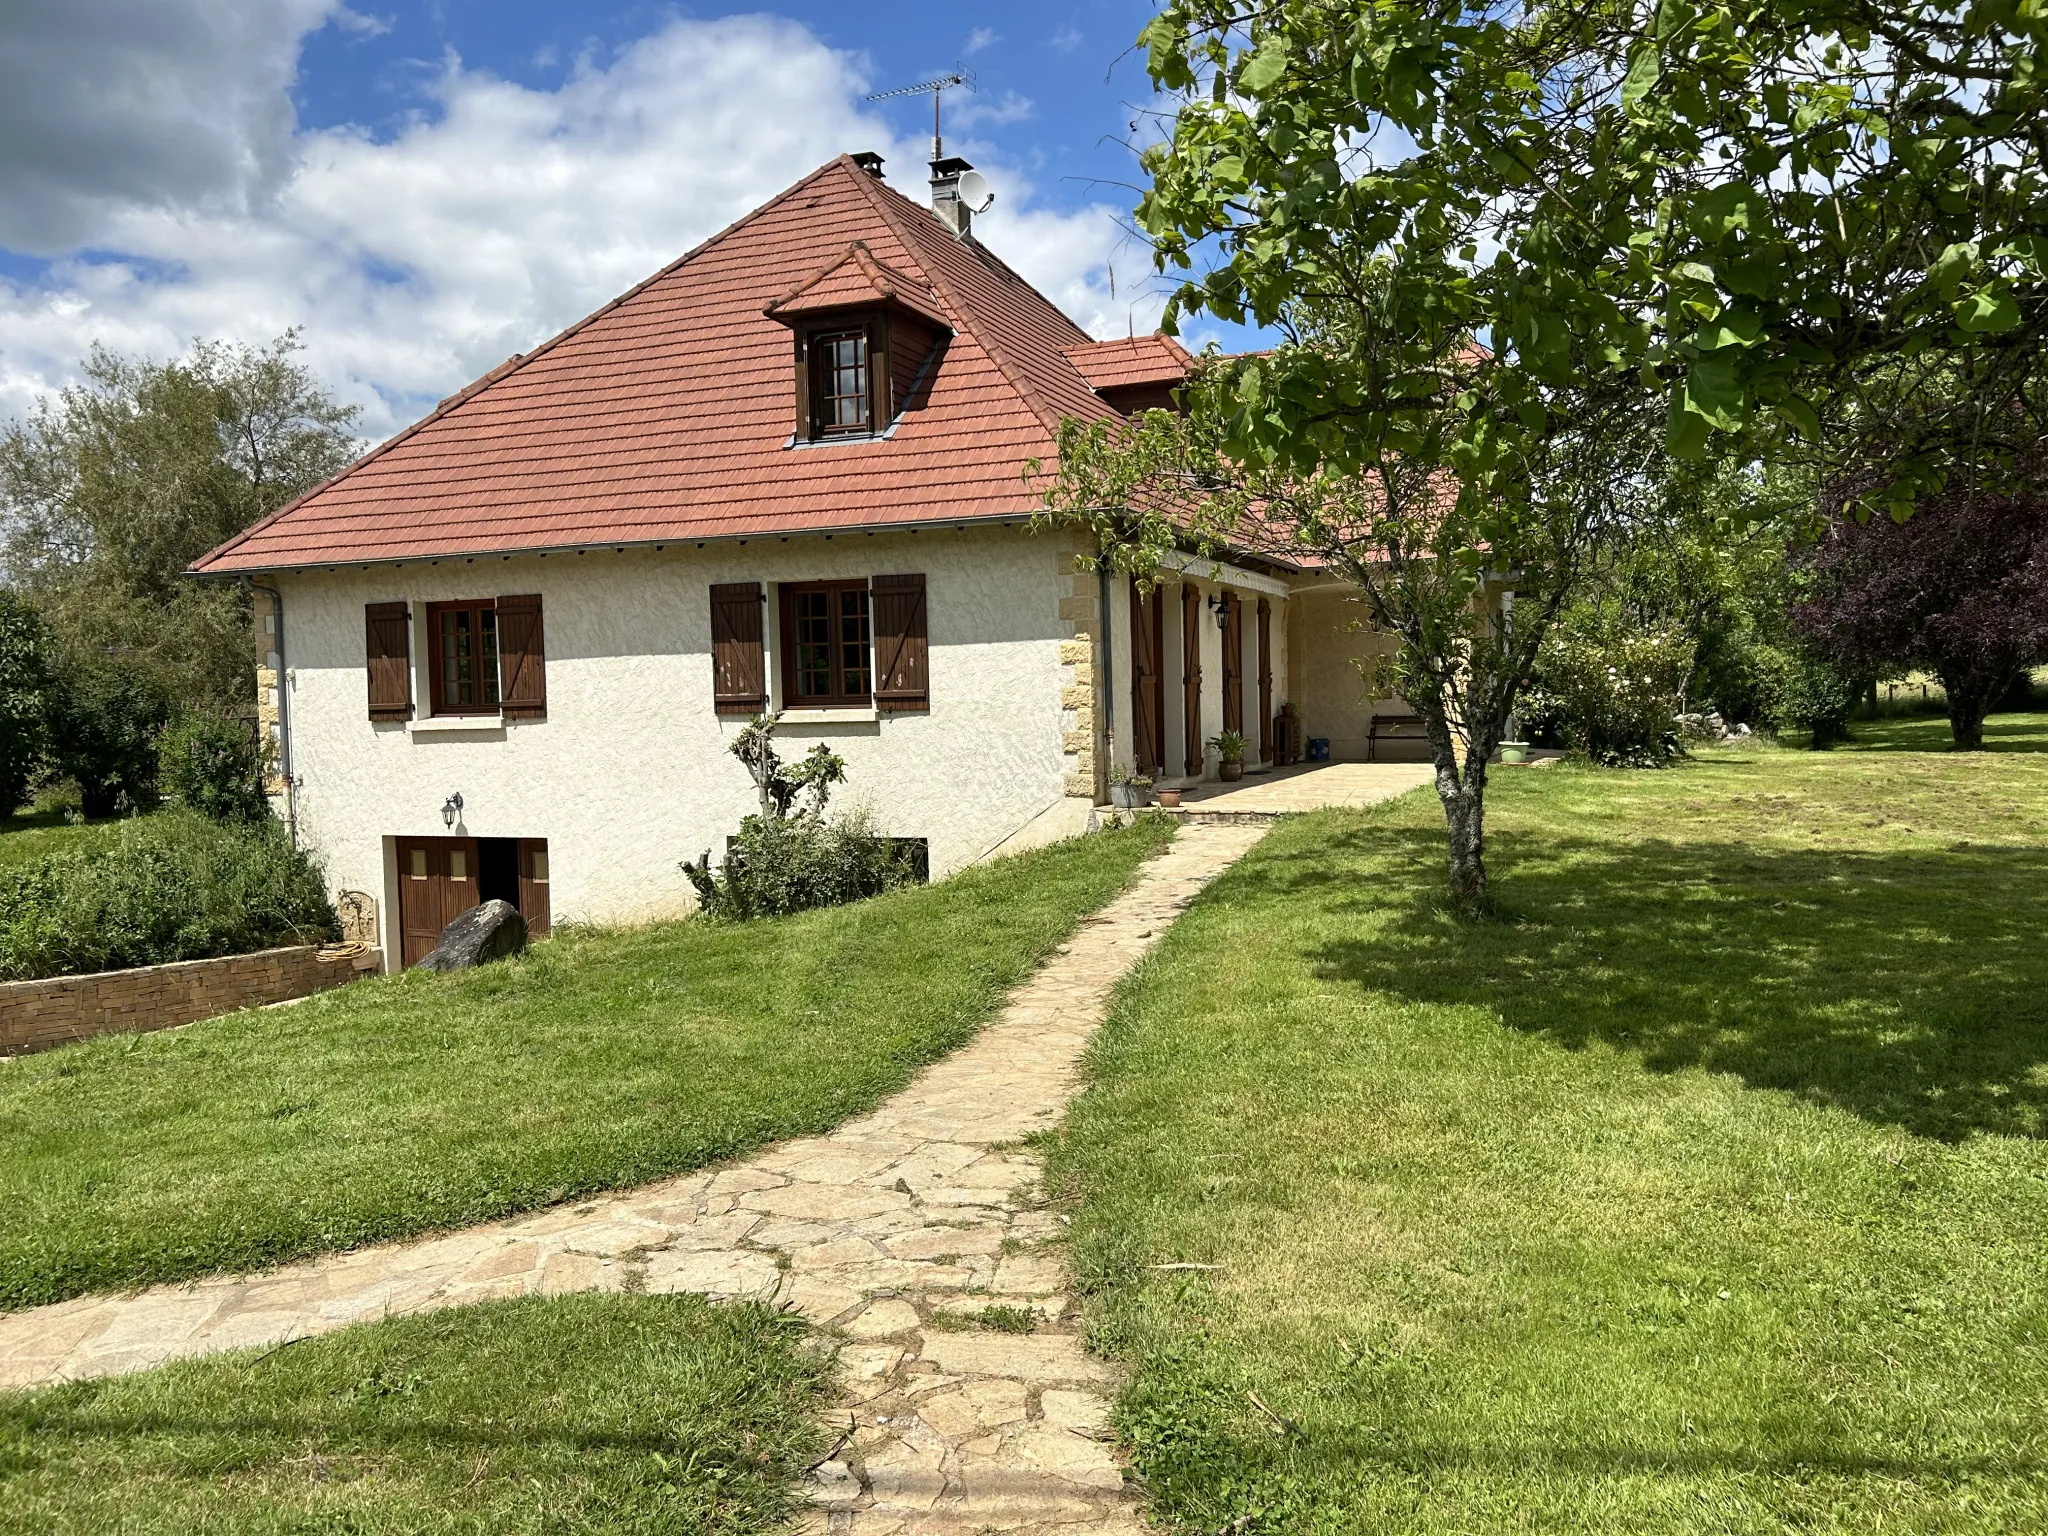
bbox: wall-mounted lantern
[441,792,464,829]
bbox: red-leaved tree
[1795,469,2048,749]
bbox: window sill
[778,707,879,724]
[411,714,505,735]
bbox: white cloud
[952,90,1034,130]
[0,11,1150,438]
[1049,26,1085,53]
[0,0,348,253]
[965,27,998,55]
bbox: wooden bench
[1367,713,1426,761]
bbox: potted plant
[1108,763,1154,808]
[1208,730,1248,782]
[1156,786,1183,808]
[1499,740,1530,764]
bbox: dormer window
[766,241,954,447]
[812,329,872,436]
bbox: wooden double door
[397,836,550,967]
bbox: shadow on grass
[1833,714,2048,753]
[1264,824,2048,1143]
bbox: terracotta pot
[1220,760,1244,782]
[1157,788,1183,808]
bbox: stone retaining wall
[1,946,377,1057]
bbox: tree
[0,334,361,709]
[1793,466,2048,749]
[1138,1,2048,510]
[0,592,53,818]
[45,662,174,817]
[1040,319,1660,904]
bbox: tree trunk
[1947,689,1988,751]
[1440,774,1487,905]
[1936,667,1994,751]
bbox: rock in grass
[418,900,526,972]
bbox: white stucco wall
[1292,584,1420,761]
[270,525,1085,958]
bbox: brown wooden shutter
[496,594,547,718]
[1181,582,1203,775]
[365,601,412,721]
[1130,579,1164,774]
[872,573,928,711]
[1222,594,1244,736]
[711,582,767,713]
[1257,598,1274,763]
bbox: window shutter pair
[363,595,546,720]
[708,574,926,712]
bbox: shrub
[1524,625,1692,766]
[0,810,332,981]
[158,712,267,822]
[687,804,921,921]
[682,714,919,920]
[0,594,54,819]
[45,662,174,817]
[1779,651,1861,749]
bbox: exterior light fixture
[1208,593,1230,629]
[441,792,464,829]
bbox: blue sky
[0,0,1253,439]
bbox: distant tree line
[0,334,362,821]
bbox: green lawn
[0,1292,825,1533]
[1051,739,2048,1533]
[0,818,1170,1311]
[0,810,122,871]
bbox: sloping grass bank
[0,818,1170,1311]
[1051,746,2048,1533]
[0,1293,824,1534]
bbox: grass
[0,1292,827,1533]
[0,810,122,871]
[1051,734,2048,1534]
[0,817,1171,1312]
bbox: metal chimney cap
[851,151,886,177]
[929,156,975,180]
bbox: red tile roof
[1063,334,1194,393]
[765,241,951,330]
[192,156,1143,574]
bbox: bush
[46,662,174,817]
[158,712,267,822]
[681,713,919,920]
[0,594,54,819]
[686,804,921,921]
[1780,651,1861,748]
[0,810,333,981]
[1523,625,1692,766]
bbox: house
[190,152,1403,968]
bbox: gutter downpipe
[1097,561,1114,803]
[244,578,298,849]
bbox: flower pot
[1157,788,1183,808]
[1219,760,1244,782]
[1499,741,1530,765]
[1109,783,1138,808]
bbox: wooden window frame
[795,319,893,442]
[811,327,872,437]
[779,580,874,709]
[426,599,502,716]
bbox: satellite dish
[956,169,995,214]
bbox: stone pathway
[0,822,1272,1535]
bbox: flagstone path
[0,821,1274,1534]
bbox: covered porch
[1157,760,1435,823]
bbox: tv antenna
[866,71,973,161]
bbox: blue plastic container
[1307,737,1331,762]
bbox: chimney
[851,151,886,178]
[929,155,976,240]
